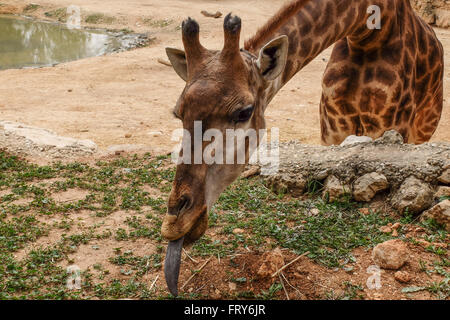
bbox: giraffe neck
[245,0,411,102]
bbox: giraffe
[162,0,444,295]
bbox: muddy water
[0,15,131,70]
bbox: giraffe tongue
[164,236,184,296]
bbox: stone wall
[260,131,450,230]
[411,0,450,27]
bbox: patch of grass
[0,151,171,299]
[142,18,173,28]
[214,179,393,267]
[23,4,40,12]
[92,278,153,299]
[0,150,446,300]
[110,250,162,276]
[0,215,48,252]
[85,13,116,25]
[305,179,324,195]
[44,8,68,22]
[191,235,238,258]
[426,279,449,299]
[324,281,364,300]
[257,283,282,300]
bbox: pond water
[0,15,132,70]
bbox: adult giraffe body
[162,0,444,295]
[245,0,444,145]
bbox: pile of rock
[0,120,98,159]
[262,130,450,230]
[411,0,450,28]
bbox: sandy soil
[0,1,449,301]
[0,0,449,156]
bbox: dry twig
[149,275,159,291]
[183,248,198,263]
[279,273,290,300]
[157,58,172,66]
[271,251,310,278]
[181,258,211,290]
[200,10,222,18]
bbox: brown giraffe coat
[245,0,444,145]
[162,1,444,296]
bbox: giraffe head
[162,14,288,295]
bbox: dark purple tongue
[164,236,184,296]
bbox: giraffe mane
[244,0,311,53]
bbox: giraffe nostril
[169,195,192,216]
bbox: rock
[394,271,412,283]
[241,166,260,179]
[414,227,425,233]
[391,222,401,230]
[375,130,404,144]
[432,242,448,249]
[353,172,389,202]
[420,200,450,231]
[340,135,373,146]
[416,239,431,248]
[228,282,237,291]
[436,8,450,28]
[200,10,223,18]
[106,144,147,154]
[435,186,450,199]
[265,174,306,196]
[323,175,351,202]
[232,228,245,234]
[372,239,408,270]
[379,226,392,233]
[392,229,398,237]
[147,131,163,137]
[124,133,132,138]
[391,176,434,214]
[438,169,450,184]
[257,248,284,278]
[416,2,436,24]
[359,207,370,215]
[410,0,450,27]
[0,120,97,158]
[258,138,449,195]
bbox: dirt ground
[0,0,449,156]
[0,1,448,301]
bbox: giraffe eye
[232,105,254,123]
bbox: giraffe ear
[165,47,188,82]
[256,35,289,81]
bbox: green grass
[44,8,68,23]
[84,13,116,25]
[0,151,171,299]
[141,18,173,28]
[23,4,41,13]
[209,179,395,267]
[110,250,162,276]
[0,150,447,299]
